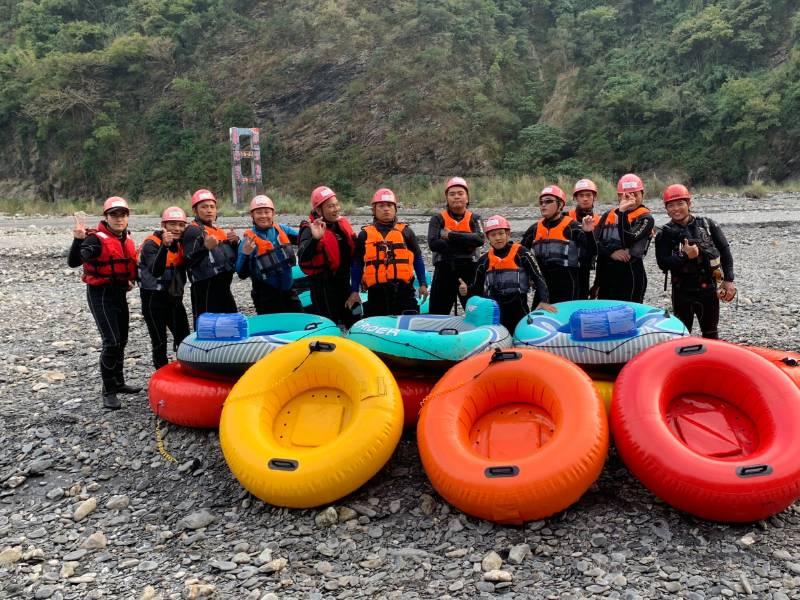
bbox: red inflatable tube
[611,338,800,522]
[745,346,800,388]
[394,372,439,428]
[148,362,236,428]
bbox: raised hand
[681,238,700,259]
[310,219,327,240]
[226,227,239,243]
[242,235,256,255]
[457,278,467,296]
[204,235,219,250]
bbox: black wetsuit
[183,220,238,327]
[595,207,655,303]
[655,216,735,339]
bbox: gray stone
[508,543,530,564]
[482,550,503,572]
[177,509,216,530]
[314,507,338,527]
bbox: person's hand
[719,281,736,302]
[204,235,219,250]
[536,302,558,313]
[344,291,361,310]
[310,219,326,240]
[457,278,468,297]
[619,193,636,212]
[581,215,595,232]
[226,228,239,243]
[611,249,631,262]
[72,214,86,239]
[681,238,699,260]
[242,235,256,255]
[127,280,134,292]
[418,284,429,301]
[161,230,175,246]
[441,228,451,240]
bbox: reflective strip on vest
[362,223,414,287]
[485,243,529,297]
[532,217,580,269]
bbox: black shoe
[116,383,142,394]
[103,392,122,410]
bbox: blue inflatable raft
[513,300,688,371]
[177,312,342,376]
[346,297,511,371]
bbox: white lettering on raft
[352,323,401,337]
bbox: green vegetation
[0,0,798,204]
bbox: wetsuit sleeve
[140,238,168,278]
[349,229,368,293]
[297,225,319,263]
[282,224,300,244]
[466,255,489,298]
[709,219,735,282]
[427,214,448,254]
[520,224,536,250]
[654,227,684,272]
[403,226,428,287]
[623,211,655,246]
[182,225,208,270]
[68,235,102,267]
[567,221,589,261]
[519,248,550,303]
[235,242,251,280]
[447,214,485,250]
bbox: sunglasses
[539,199,556,206]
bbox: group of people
[69,174,736,409]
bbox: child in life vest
[459,215,556,333]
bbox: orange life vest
[243,225,296,279]
[532,216,580,269]
[485,243,529,297]
[82,221,137,286]
[185,220,237,282]
[362,223,415,287]
[440,209,474,232]
[597,206,652,259]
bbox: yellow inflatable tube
[220,336,403,508]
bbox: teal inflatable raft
[177,312,341,376]
[346,297,511,371]
[513,300,688,371]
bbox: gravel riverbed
[1,193,799,600]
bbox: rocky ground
[1,194,799,600]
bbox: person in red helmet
[569,178,601,298]
[138,206,190,369]
[68,197,140,409]
[346,188,428,317]
[459,215,555,333]
[521,185,595,303]
[183,189,239,326]
[594,173,655,303]
[236,195,303,314]
[297,185,357,326]
[655,184,736,339]
[427,176,485,315]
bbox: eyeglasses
[539,199,556,206]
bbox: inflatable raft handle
[438,328,459,336]
[304,322,322,330]
[268,458,299,471]
[675,343,706,357]
[780,357,798,367]
[490,349,522,363]
[736,464,772,478]
[309,340,336,353]
[484,465,520,478]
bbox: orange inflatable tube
[417,348,608,524]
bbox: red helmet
[371,188,397,205]
[444,177,469,195]
[310,186,336,211]
[191,189,217,208]
[663,184,691,204]
[617,174,644,194]
[103,196,130,214]
[573,178,598,197]
[484,215,510,233]
[160,206,187,223]
[539,185,567,204]
[249,195,275,212]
